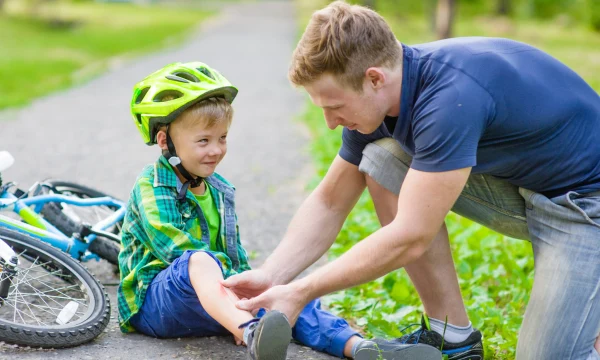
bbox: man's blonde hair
[289,1,401,91]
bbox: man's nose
[324,113,340,130]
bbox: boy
[118,62,440,360]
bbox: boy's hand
[233,334,245,346]
[221,269,273,299]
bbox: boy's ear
[156,130,168,150]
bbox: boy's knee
[188,251,220,271]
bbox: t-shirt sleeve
[339,125,389,166]
[410,74,494,172]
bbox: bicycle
[0,151,125,347]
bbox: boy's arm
[136,178,210,265]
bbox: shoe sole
[253,311,292,360]
[355,343,443,360]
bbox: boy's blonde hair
[161,97,233,136]
[289,1,401,91]
[176,97,233,129]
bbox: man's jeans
[359,138,600,360]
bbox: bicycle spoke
[1,250,90,326]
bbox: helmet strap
[162,125,203,200]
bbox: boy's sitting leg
[129,250,291,360]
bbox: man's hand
[235,283,309,326]
[221,269,273,299]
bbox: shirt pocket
[178,202,194,224]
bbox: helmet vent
[135,87,150,104]
[173,72,200,83]
[198,67,215,80]
[166,74,190,83]
[135,113,142,125]
[153,90,183,102]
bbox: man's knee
[359,138,410,195]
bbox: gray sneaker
[242,311,292,360]
[354,340,443,360]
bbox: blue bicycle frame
[0,187,125,262]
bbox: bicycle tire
[38,180,122,265]
[0,228,110,348]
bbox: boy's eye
[220,135,227,140]
[197,139,208,143]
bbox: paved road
[0,1,339,359]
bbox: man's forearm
[293,223,428,300]
[260,189,349,285]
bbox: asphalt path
[0,1,339,359]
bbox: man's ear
[156,130,168,150]
[365,67,386,89]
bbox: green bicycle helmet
[131,61,238,145]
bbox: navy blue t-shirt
[340,37,600,198]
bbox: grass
[295,1,600,359]
[0,1,213,110]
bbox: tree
[435,0,456,39]
[362,0,376,10]
[497,0,511,15]
[591,0,600,31]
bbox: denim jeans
[129,250,359,358]
[359,137,600,360]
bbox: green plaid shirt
[117,156,251,332]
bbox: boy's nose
[209,145,224,156]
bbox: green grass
[0,1,213,110]
[295,1,600,359]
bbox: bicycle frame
[0,186,125,262]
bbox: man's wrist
[291,276,317,303]
[260,263,291,286]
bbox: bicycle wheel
[38,180,122,265]
[0,228,110,348]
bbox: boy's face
[159,117,229,178]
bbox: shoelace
[397,323,426,344]
[238,318,260,330]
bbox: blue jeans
[360,138,600,360]
[129,250,359,358]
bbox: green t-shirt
[194,182,220,251]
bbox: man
[223,1,600,359]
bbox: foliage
[351,0,600,31]
[0,1,211,110]
[295,1,600,358]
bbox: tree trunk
[497,0,511,15]
[591,0,600,32]
[363,0,376,10]
[0,0,5,13]
[435,0,456,39]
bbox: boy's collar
[153,156,235,195]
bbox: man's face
[304,73,387,134]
